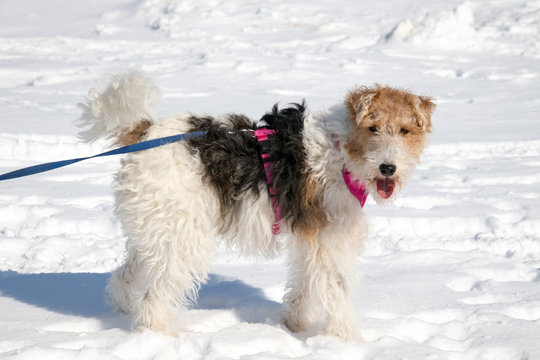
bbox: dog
[78,71,434,341]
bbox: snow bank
[385,3,479,50]
[385,1,540,58]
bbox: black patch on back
[259,102,309,232]
[186,114,263,232]
[186,103,310,235]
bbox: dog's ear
[345,86,379,124]
[413,95,436,133]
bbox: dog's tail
[77,70,161,146]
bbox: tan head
[344,85,435,204]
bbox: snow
[1,0,539,358]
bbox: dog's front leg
[283,233,361,341]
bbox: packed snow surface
[1,0,539,359]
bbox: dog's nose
[379,163,396,177]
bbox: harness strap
[253,128,282,235]
[0,131,208,181]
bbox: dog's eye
[400,128,409,135]
[368,126,378,133]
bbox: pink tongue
[377,178,395,199]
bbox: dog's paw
[134,321,183,338]
[282,314,309,334]
[323,322,362,342]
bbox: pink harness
[253,128,283,235]
[254,128,368,235]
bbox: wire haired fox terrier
[79,71,434,341]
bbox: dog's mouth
[377,178,395,199]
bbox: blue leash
[0,131,208,182]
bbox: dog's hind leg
[108,212,216,335]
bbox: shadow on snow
[0,271,282,326]
[194,274,283,324]
[0,270,110,317]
